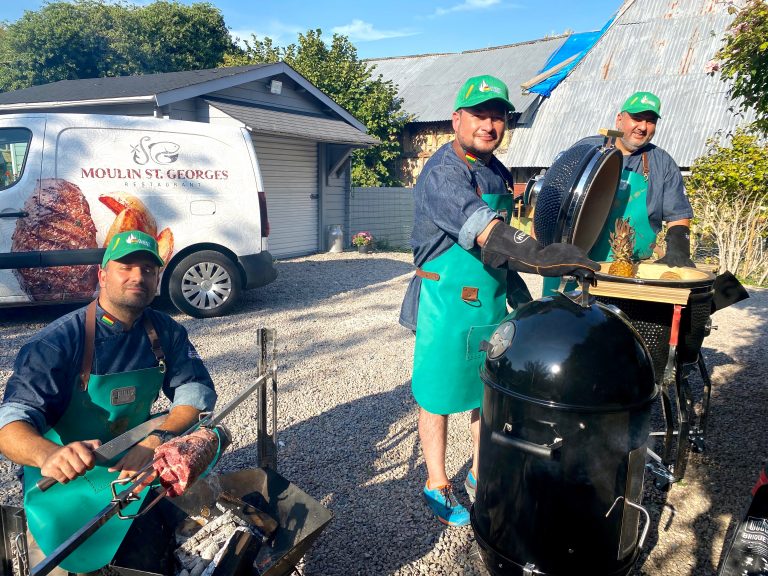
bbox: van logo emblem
[131,136,180,165]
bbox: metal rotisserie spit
[472,290,657,576]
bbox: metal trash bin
[473,293,657,576]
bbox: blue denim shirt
[0,304,217,434]
[399,142,515,331]
[579,137,693,233]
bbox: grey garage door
[251,133,318,258]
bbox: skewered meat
[12,178,98,300]
[154,428,218,497]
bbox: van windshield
[0,128,32,190]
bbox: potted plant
[352,231,374,253]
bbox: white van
[0,113,276,318]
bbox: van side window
[0,128,32,191]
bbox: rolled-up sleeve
[422,165,499,249]
[162,325,217,412]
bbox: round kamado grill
[473,293,657,576]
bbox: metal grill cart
[524,130,729,487]
[589,263,716,486]
[1,328,332,576]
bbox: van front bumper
[239,251,278,289]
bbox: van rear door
[0,119,45,304]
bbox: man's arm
[0,421,100,483]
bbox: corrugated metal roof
[204,99,379,147]
[367,36,570,123]
[502,0,754,169]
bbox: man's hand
[39,439,101,484]
[109,436,162,483]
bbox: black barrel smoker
[472,290,657,576]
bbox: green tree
[0,1,235,92]
[225,29,406,186]
[715,0,768,135]
[688,129,768,283]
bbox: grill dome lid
[481,293,656,411]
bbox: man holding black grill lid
[399,74,598,527]
[594,91,694,266]
[541,91,694,297]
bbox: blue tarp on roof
[529,17,614,97]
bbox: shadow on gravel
[635,288,768,576]
[219,382,456,576]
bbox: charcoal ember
[154,428,218,497]
[174,510,250,576]
[11,178,98,299]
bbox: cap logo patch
[479,80,502,95]
[126,233,153,248]
[640,95,658,108]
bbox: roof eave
[0,94,157,111]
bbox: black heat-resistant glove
[657,225,695,268]
[481,223,599,278]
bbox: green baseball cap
[621,91,662,117]
[101,230,164,267]
[454,75,515,112]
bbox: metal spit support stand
[257,328,278,470]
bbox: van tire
[168,251,242,318]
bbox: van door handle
[309,194,319,200]
[0,210,29,218]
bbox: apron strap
[80,301,97,390]
[80,302,167,390]
[142,313,166,371]
[642,151,649,181]
[415,268,440,282]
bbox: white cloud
[434,0,501,16]
[230,21,304,46]
[331,19,416,42]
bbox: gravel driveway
[1,251,766,576]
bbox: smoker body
[472,294,657,576]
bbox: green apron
[542,166,655,296]
[412,193,513,415]
[23,301,165,573]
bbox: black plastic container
[472,294,657,576]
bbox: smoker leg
[659,359,677,467]
[673,364,693,481]
[688,354,712,454]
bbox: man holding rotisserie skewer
[0,229,217,575]
[400,75,598,527]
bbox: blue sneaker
[423,482,470,526]
[465,470,477,503]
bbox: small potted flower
[352,231,374,254]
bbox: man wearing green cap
[400,75,598,526]
[0,229,217,574]
[595,91,693,267]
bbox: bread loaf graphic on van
[12,179,98,299]
[99,194,174,265]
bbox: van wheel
[168,251,242,318]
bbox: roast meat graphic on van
[11,180,174,300]
[12,179,99,299]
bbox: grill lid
[481,293,656,410]
[530,136,623,252]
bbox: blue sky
[3,0,622,59]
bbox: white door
[251,134,318,258]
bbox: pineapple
[607,218,637,277]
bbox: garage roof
[204,98,379,146]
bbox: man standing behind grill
[0,229,217,574]
[399,75,598,526]
[593,91,694,266]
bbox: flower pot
[358,244,370,254]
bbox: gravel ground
[1,251,766,576]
